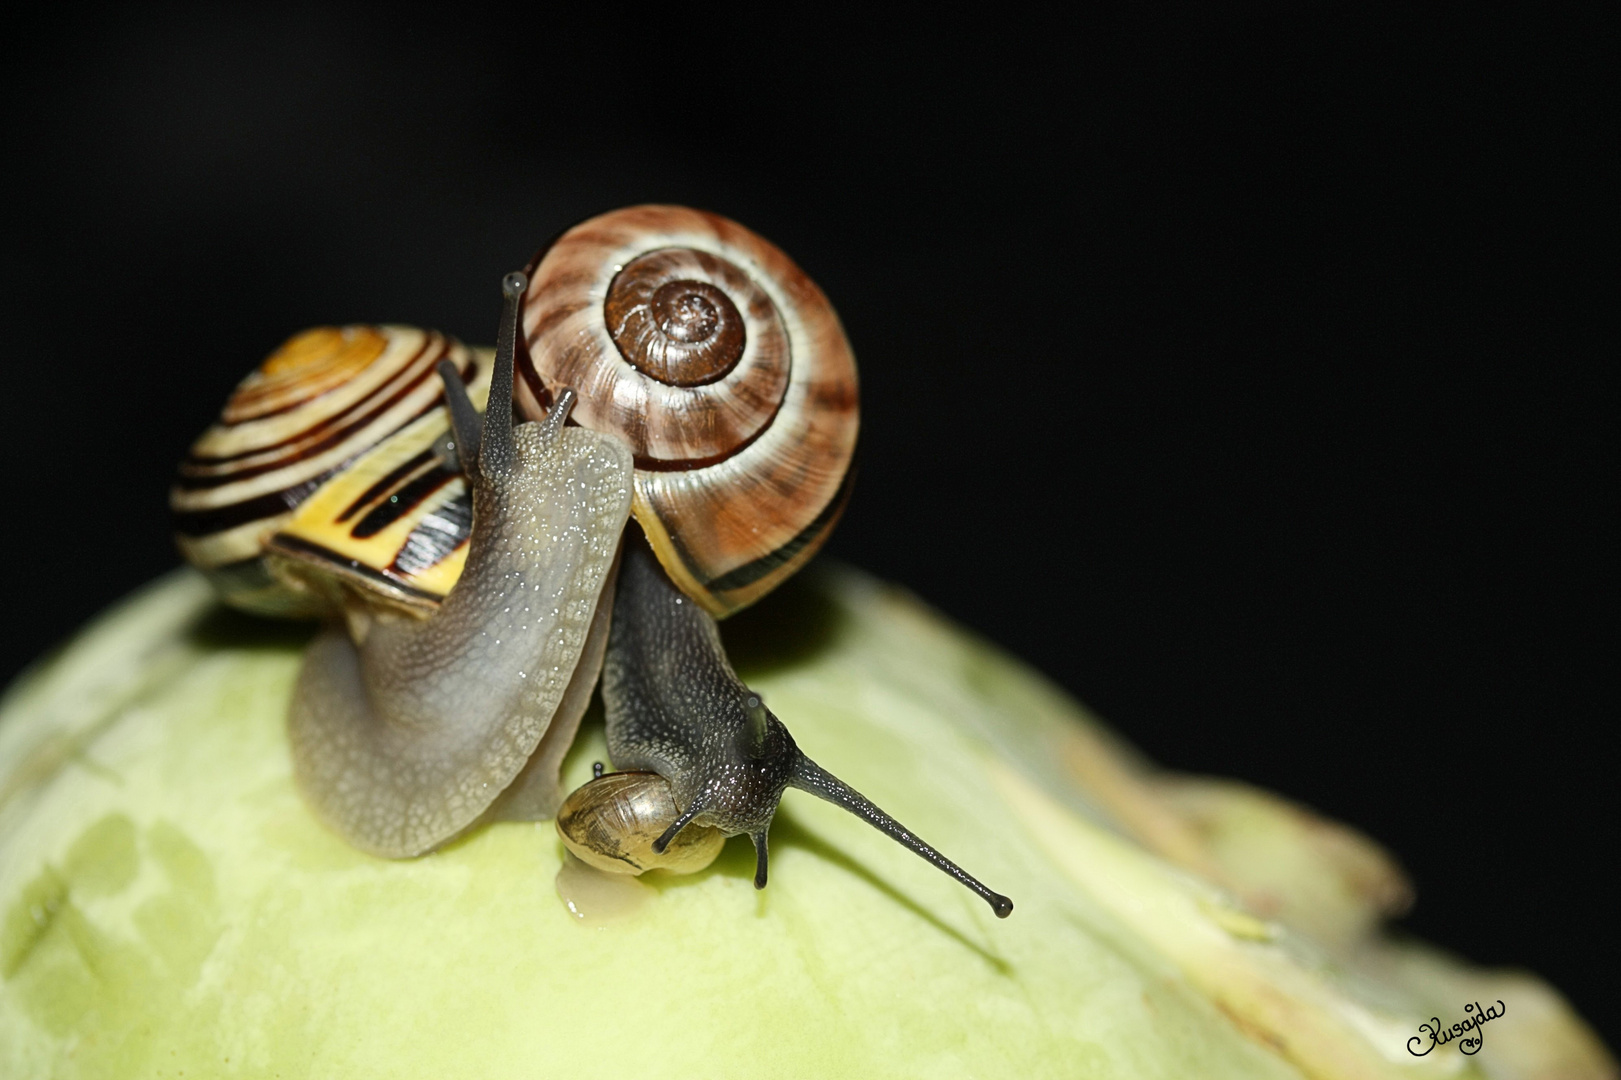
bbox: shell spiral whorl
[526,236,793,464]
[604,252,755,387]
[519,205,859,618]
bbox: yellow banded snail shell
[171,207,1011,917]
[171,325,489,618]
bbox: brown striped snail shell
[170,325,489,618]
[519,205,859,618]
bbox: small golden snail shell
[519,205,860,618]
[170,325,486,617]
[556,771,726,875]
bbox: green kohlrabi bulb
[0,568,1612,1079]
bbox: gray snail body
[175,207,1011,917]
[287,274,633,856]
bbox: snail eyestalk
[791,757,1014,919]
[479,270,528,478]
[436,359,483,475]
[539,387,577,442]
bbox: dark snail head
[592,539,1014,918]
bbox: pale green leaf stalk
[0,568,1613,1079]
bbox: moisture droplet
[554,852,653,925]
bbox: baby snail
[171,205,1013,919]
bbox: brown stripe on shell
[171,474,335,539]
[171,330,473,515]
[174,373,443,492]
[253,385,488,617]
[350,463,459,539]
[390,490,472,577]
[186,328,446,464]
[170,326,480,608]
[703,464,855,595]
[265,533,445,614]
[336,447,438,523]
[178,331,443,475]
[223,326,389,423]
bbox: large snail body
[173,206,1011,917]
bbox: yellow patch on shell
[226,326,388,424]
[266,369,491,614]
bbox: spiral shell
[171,325,488,616]
[519,205,859,618]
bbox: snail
[171,205,1012,918]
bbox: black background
[2,2,1613,1048]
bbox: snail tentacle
[537,387,577,442]
[435,358,483,476]
[749,830,771,889]
[651,797,709,855]
[476,272,527,478]
[790,758,1014,919]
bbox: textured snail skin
[287,277,635,858]
[602,543,801,876]
[477,559,617,823]
[597,541,1014,916]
